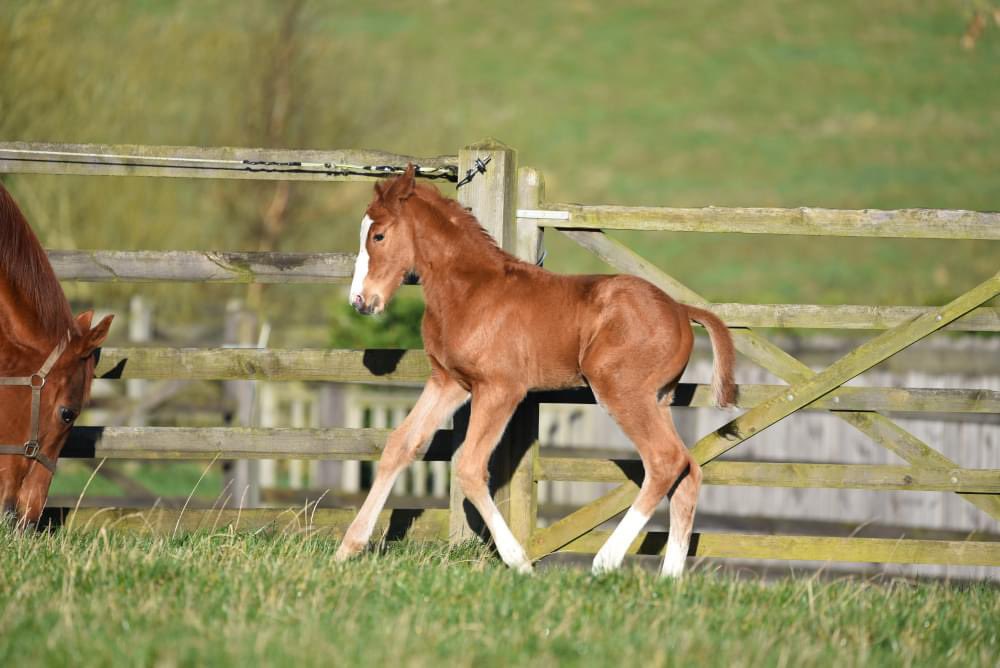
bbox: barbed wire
[0,148,459,182]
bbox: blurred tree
[328,295,424,349]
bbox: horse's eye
[373,233,385,242]
[59,407,78,424]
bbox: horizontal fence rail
[63,426,455,461]
[58,426,1000,494]
[40,507,1000,567]
[536,457,1000,493]
[50,250,355,284]
[51,250,1000,330]
[0,142,458,182]
[518,204,1000,240]
[557,531,1000,567]
[709,303,1000,332]
[92,348,1000,413]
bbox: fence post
[126,295,152,427]
[506,167,546,544]
[449,139,540,544]
[222,299,260,508]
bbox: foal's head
[349,164,420,315]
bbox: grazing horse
[335,165,735,577]
[0,182,112,524]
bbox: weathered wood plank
[50,250,354,284]
[535,457,1000,493]
[0,142,457,182]
[46,507,450,540]
[541,384,1000,414]
[710,303,1000,332]
[92,348,1000,413]
[62,426,455,461]
[691,271,1000,464]
[529,204,1000,240]
[95,348,432,383]
[558,531,1000,566]
[509,167,545,544]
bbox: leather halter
[0,333,70,474]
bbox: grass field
[1,524,998,667]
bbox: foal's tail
[685,305,737,408]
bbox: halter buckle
[29,373,45,389]
[23,441,40,459]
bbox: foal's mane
[411,183,513,262]
[0,182,76,339]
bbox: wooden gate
[1,140,998,569]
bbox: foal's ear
[377,163,416,209]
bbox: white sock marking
[488,510,532,573]
[349,215,373,306]
[592,507,651,574]
[661,531,689,578]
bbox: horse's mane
[0,182,76,338]
[413,183,517,263]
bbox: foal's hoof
[334,539,365,563]
[590,550,622,575]
[511,559,534,575]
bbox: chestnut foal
[0,183,112,523]
[335,165,735,577]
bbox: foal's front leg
[334,377,469,561]
[454,386,533,573]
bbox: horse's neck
[0,279,48,371]
[0,186,74,348]
[412,206,511,309]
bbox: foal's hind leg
[658,396,702,578]
[589,383,696,576]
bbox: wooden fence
[2,140,999,571]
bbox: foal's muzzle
[352,294,382,316]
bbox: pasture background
[1,0,998,331]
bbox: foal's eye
[373,233,385,242]
[59,407,78,424]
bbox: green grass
[47,460,224,501]
[1,525,997,667]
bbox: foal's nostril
[351,294,365,312]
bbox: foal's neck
[410,192,518,297]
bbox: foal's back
[427,258,694,393]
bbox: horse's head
[349,164,419,316]
[0,310,112,523]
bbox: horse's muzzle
[352,294,381,316]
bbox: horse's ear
[75,310,94,331]
[386,163,416,205]
[81,314,113,356]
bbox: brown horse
[0,182,112,524]
[336,165,735,576]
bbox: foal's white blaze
[661,531,689,578]
[592,507,651,574]
[349,215,374,306]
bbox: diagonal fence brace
[528,229,999,559]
